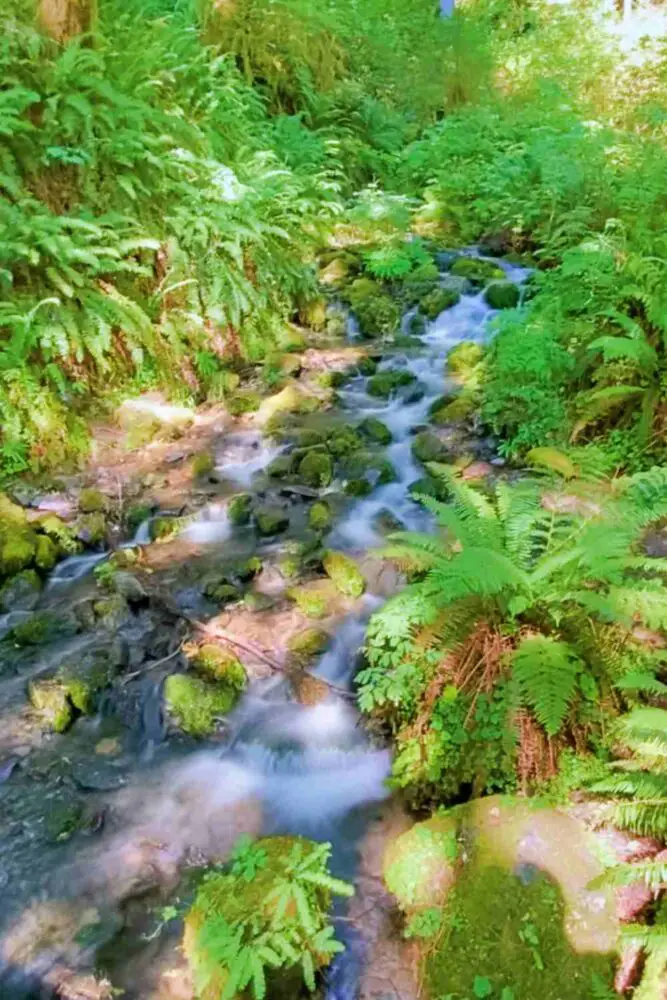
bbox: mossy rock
[338,449,373,479]
[79,488,107,513]
[347,278,401,339]
[125,503,154,534]
[57,656,113,715]
[357,417,392,446]
[300,297,327,331]
[432,391,478,424]
[290,428,325,449]
[29,679,73,733]
[411,430,452,465]
[376,459,398,484]
[193,644,247,689]
[288,627,330,662]
[288,581,336,619]
[308,501,333,533]
[36,514,81,556]
[419,287,460,320]
[408,312,427,337]
[76,512,107,546]
[267,453,297,479]
[384,814,459,913]
[297,450,333,489]
[256,506,290,536]
[356,356,378,376]
[93,593,130,630]
[0,530,37,576]
[367,370,416,398]
[164,674,238,737]
[203,580,242,605]
[0,492,28,530]
[44,794,85,844]
[373,509,406,535]
[226,391,261,416]
[149,516,182,542]
[35,534,58,572]
[485,281,520,310]
[0,569,42,612]
[191,451,215,477]
[323,551,365,598]
[224,557,263,586]
[316,370,346,389]
[257,385,319,424]
[327,427,363,458]
[228,493,253,526]
[344,478,373,497]
[447,340,484,378]
[450,257,505,284]
[8,611,74,648]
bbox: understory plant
[358,464,667,802]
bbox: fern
[511,636,580,737]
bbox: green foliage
[185,836,352,1000]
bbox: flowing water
[0,254,529,999]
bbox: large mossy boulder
[255,506,290,537]
[193,644,247,690]
[75,512,107,547]
[34,534,58,572]
[411,430,452,465]
[357,417,392,446]
[419,287,460,320]
[28,679,74,733]
[287,627,330,663]
[257,385,320,425]
[383,814,459,914]
[0,569,42,612]
[323,551,365,598]
[78,488,107,514]
[164,673,239,737]
[288,580,337,619]
[347,278,400,339]
[327,427,363,458]
[297,449,333,488]
[447,341,484,379]
[228,493,253,526]
[485,280,520,310]
[450,257,505,284]
[308,501,333,533]
[0,531,37,577]
[367,370,416,399]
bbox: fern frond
[511,636,580,736]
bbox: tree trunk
[38,0,97,42]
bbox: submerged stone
[44,793,85,843]
[323,550,365,598]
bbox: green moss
[344,477,372,497]
[125,503,154,533]
[9,612,53,647]
[328,426,363,457]
[0,531,37,576]
[36,514,81,556]
[450,257,505,283]
[76,512,107,546]
[28,679,73,733]
[356,356,378,376]
[290,428,325,449]
[376,459,398,484]
[34,534,58,572]
[0,492,28,529]
[447,340,484,377]
[408,476,450,502]
[485,280,521,309]
[192,451,216,477]
[297,449,333,488]
[226,390,261,416]
[79,488,107,513]
[358,417,392,445]
[149,516,182,542]
[384,815,458,913]
[308,501,333,532]
[408,312,427,336]
[425,865,614,1000]
[93,593,129,629]
[432,391,478,423]
[367,370,416,398]
[228,493,253,526]
[411,430,451,464]
[164,673,238,736]
[323,550,365,598]
[419,287,460,320]
[267,453,296,479]
[44,794,85,843]
[288,583,331,619]
[256,506,290,536]
[58,657,112,714]
[347,277,401,338]
[288,627,330,662]
[194,644,247,689]
[203,581,242,605]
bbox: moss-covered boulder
[297,450,333,489]
[358,417,392,446]
[373,509,406,535]
[376,459,398,484]
[344,478,373,497]
[228,493,253,526]
[78,488,107,514]
[308,501,333,532]
[93,593,130,630]
[57,656,113,715]
[288,581,336,619]
[257,385,319,424]
[288,627,330,663]
[408,312,427,337]
[447,341,484,378]
[367,370,416,398]
[450,257,505,284]
[193,644,247,690]
[191,451,216,477]
[125,503,154,534]
[203,580,242,605]
[0,569,42,611]
[290,428,325,449]
[432,391,478,424]
[484,280,520,310]
[347,278,400,339]
[29,679,74,733]
[408,476,450,502]
[226,390,261,416]
[419,287,460,320]
[256,506,290,536]
[356,356,378,376]
[34,534,58,572]
[164,674,238,737]
[411,430,452,465]
[36,514,81,557]
[0,492,27,528]
[149,516,182,542]
[0,531,37,576]
[323,551,365,598]
[75,512,107,546]
[267,453,297,479]
[328,427,363,458]
[384,814,459,914]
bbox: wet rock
[288,581,336,619]
[485,280,520,309]
[449,257,505,284]
[0,569,42,611]
[257,384,319,424]
[7,610,76,647]
[287,627,330,663]
[323,550,365,598]
[192,644,247,690]
[227,493,253,526]
[356,355,378,376]
[373,509,406,535]
[346,278,401,339]
[163,674,238,737]
[419,286,460,319]
[376,459,398,484]
[345,477,373,497]
[408,475,449,503]
[255,506,290,537]
[328,426,364,458]
[358,417,392,446]
[267,453,296,479]
[0,530,38,576]
[408,312,427,336]
[308,501,333,532]
[78,488,107,514]
[191,451,215,477]
[94,594,130,630]
[34,534,59,572]
[290,427,325,449]
[28,679,73,733]
[297,449,333,488]
[44,793,85,843]
[58,655,115,714]
[111,571,148,604]
[411,430,452,465]
[149,517,183,543]
[368,370,416,398]
[292,673,330,705]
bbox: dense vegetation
[4,0,667,995]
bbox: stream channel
[0,252,529,999]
